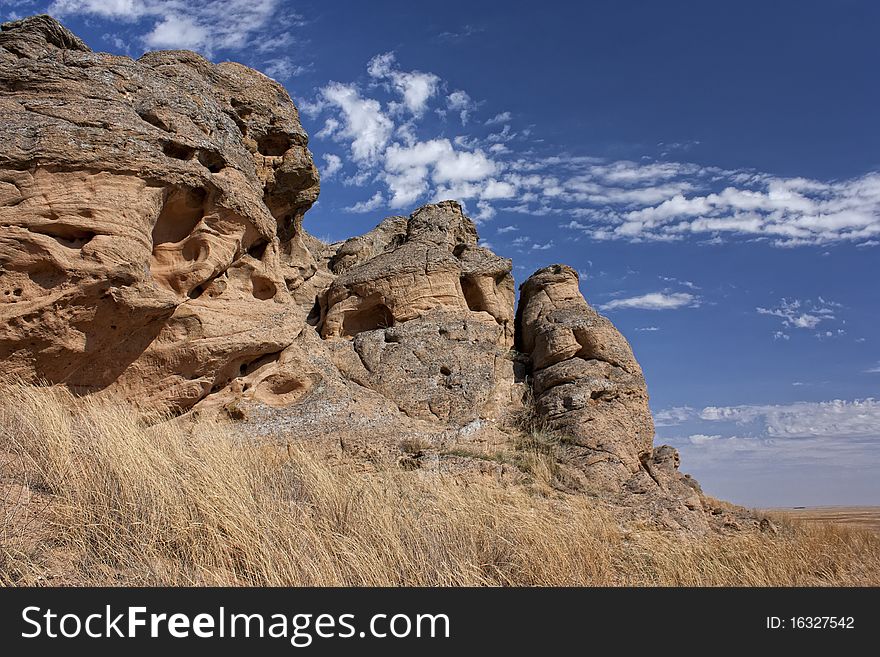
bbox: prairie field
[2,382,879,587]
[770,508,880,535]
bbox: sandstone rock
[516,264,653,490]
[0,14,318,412]
[516,265,714,531]
[0,15,743,534]
[320,201,518,425]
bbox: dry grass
[1,382,879,586]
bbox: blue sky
[7,0,879,507]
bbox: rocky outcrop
[516,265,746,531]
[0,15,750,533]
[0,14,318,411]
[320,201,517,424]
[516,264,653,490]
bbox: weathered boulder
[516,264,653,489]
[516,265,718,531]
[0,15,318,411]
[321,201,518,425]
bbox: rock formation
[0,15,752,533]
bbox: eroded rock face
[0,15,318,410]
[516,264,653,489]
[321,201,518,424]
[517,265,724,531]
[0,16,740,533]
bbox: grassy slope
[1,383,878,586]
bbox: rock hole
[227,111,248,136]
[197,150,226,173]
[30,223,96,248]
[187,283,207,299]
[247,239,269,260]
[152,186,206,246]
[137,109,171,132]
[240,351,282,378]
[13,288,22,296]
[460,276,488,313]
[251,275,277,300]
[231,98,253,120]
[440,365,452,376]
[162,141,196,160]
[257,131,292,156]
[306,297,321,327]
[342,303,394,336]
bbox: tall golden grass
[1,382,878,586]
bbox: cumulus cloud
[446,90,476,125]
[314,82,394,165]
[344,191,385,213]
[598,292,699,311]
[699,399,880,439]
[382,138,498,208]
[485,111,511,125]
[368,52,440,117]
[321,153,342,180]
[302,51,879,245]
[660,398,880,505]
[654,406,695,426]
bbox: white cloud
[865,363,880,374]
[530,241,554,251]
[302,51,880,244]
[446,90,476,125]
[317,82,393,165]
[688,433,721,445]
[654,406,695,426]
[635,326,660,332]
[382,139,498,208]
[599,292,699,311]
[50,0,285,55]
[474,200,495,222]
[143,14,207,49]
[756,298,841,335]
[485,111,511,125]
[699,399,880,440]
[496,225,518,234]
[344,191,385,214]
[368,52,440,117]
[259,57,311,80]
[321,153,342,180]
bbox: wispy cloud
[300,52,880,244]
[756,297,842,336]
[599,292,699,311]
[48,0,296,56]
